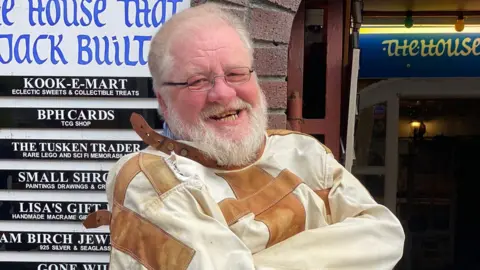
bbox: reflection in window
[354,102,387,167]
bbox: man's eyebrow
[183,63,250,77]
[187,63,225,77]
[224,65,251,70]
[185,68,210,77]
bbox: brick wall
[192,0,302,129]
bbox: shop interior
[298,2,480,268]
[354,93,480,270]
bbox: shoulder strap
[83,209,111,229]
[131,113,265,170]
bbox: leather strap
[129,113,264,170]
[130,112,165,148]
[83,209,112,229]
[130,112,216,165]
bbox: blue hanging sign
[359,32,480,78]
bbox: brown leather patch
[218,200,250,226]
[219,169,305,247]
[139,153,181,195]
[314,188,332,215]
[216,166,273,199]
[255,170,306,247]
[113,153,182,206]
[114,154,142,205]
[83,210,112,229]
[110,204,195,270]
[267,129,301,136]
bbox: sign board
[0,0,191,77]
[0,231,110,252]
[359,30,480,78]
[0,139,145,160]
[0,201,108,222]
[0,76,155,98]
[0,170,108,191]
[0,0,191,265]
[0,108,162,129]
[0,262,108,270]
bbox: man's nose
[207,77,236,105]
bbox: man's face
[157,22,268,166]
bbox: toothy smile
[209,110,241,121]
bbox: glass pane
[303,8,326,119]
[311,134,325,144]
[395,98,479,270]
[357,174,384,204]
[354,102,387,166]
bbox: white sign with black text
[0,0,191,77]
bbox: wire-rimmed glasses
[162,67,254,92]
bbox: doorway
[396,98,480,269]
[354,79,480,270]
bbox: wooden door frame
[358,77,480,213]
[288,0,352,160]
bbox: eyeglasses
[162,67,254,92]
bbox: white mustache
[200,99,252,119]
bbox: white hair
[147,3,254,110]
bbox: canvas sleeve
[252,151,406,270]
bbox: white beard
[164,90,268,167]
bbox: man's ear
[155,91,168,118]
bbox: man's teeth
[211,110,240,121]
[219,114,238,121]
[216,111,237,118]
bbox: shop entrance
[397,98,480,269]
[353,79,480,270]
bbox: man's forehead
[181,55,250,78]
[172,23,245,51]
[169,25,250,74]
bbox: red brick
[260,81,287,109]
[249,8,294,43]
[254,46,288,76]
[222,0,248,6]
[268,113,287,129]
[265,0,302,11]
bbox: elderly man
[84,3,405,270]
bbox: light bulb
[455,13,465,32]
[404,12,413,28]
[455,18,465,32]
[410,121,421,128]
